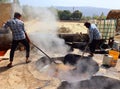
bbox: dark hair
[14,12,21,18]
[84,22,91,28]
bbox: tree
[81,16,92,20]
[57,10,63,20]
[81,16,85,20]
[99,12,106,19]
[71,10,82,20]
[0,0,10,3]
[92,14,99,20]
[85,16,92,20]
[58,10,71,20]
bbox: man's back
[89,24,101,41]
[4,18,25,40]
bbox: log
[58,33,89,42]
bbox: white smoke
[23,6,70,56]
[12,2,23,18]
[57,58,97,82]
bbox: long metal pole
[31,42,57,64]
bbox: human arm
[0,21,10,33]
[22,23,31,43]
[25,31,31,43]
[88,29,93,43]
[3,21,10,29]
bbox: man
[3,12,30,67]
[84,22,101,57]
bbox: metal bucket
[102,54,113,66]
[112,41,120,51]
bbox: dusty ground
[0,50,61,89]
[0,21,120,89]
[0,48,120,89]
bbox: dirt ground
[0,50,61,89]
[0,47,120,89]
[0,21,120,89]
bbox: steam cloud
[23,6,70,56]
[57,57,99,82]
[12,2,23,17]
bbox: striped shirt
[89,24,101,43]
[4,18,26,40]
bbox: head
[84,22,91,28]
[14,12,21,19]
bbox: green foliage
[92,12,106,20]
[0,0,10,3]
[57,10,82,20]
[22,6,107,21]
[58,10,71,20]
[99,12,106,19]
[81,16,92,20]
[92,14,99,19]
[58,10,63,19]
[71,10,82,20]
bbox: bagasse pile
[0,3,12,27]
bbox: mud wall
[0,3,12,27]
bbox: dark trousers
[10,39,30,62]
[89,39,100,53]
